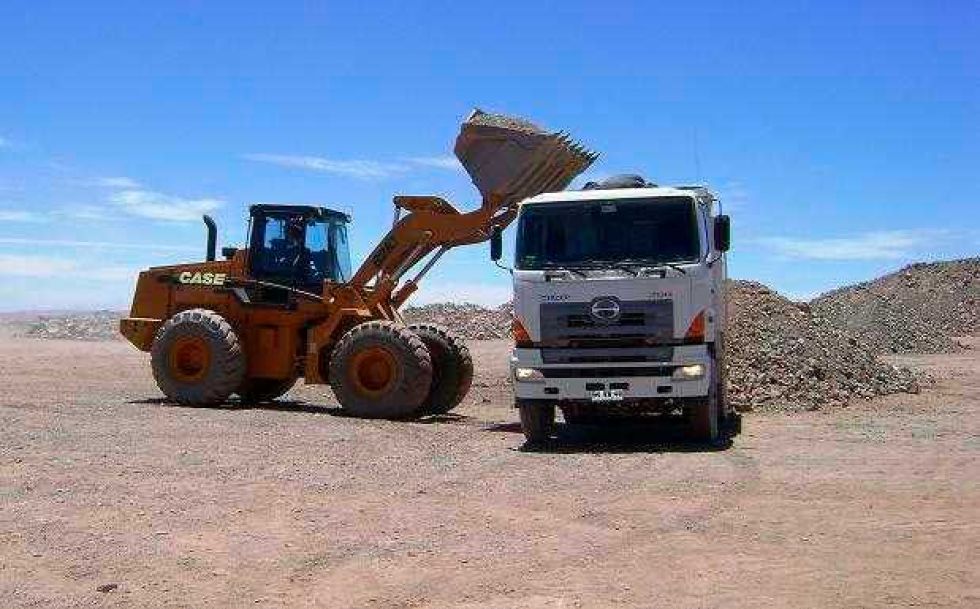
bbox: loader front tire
[237,377,297,404]
[151,309,246,407]
[407,323,473,415]
[329,321,433,419]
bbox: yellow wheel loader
[120,111,596,417]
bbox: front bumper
[510,344,712,401]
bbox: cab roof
[520,185,716,206]
[249,203,350,222]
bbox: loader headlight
[672,364,706,380]
[514,367,545,382]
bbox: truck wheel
[688,359,720,443]
[329,321,433,419]
[517,399,555,444]
[151,309,246,406]
[237,377,297,404]
[560,405,605,425]
[407,323,473,415]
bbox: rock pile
[725,281,921,412]
[24,311,124,341]
[402,302,512,340]
[466,110,544,134]
[810,258,979,353]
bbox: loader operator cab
[247,204,352,295]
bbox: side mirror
[490,225,503,261]
[713,215,731,252]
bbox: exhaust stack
[203,215,217,262]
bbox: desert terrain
[1,335,977,608]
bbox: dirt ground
[1,337,977,608]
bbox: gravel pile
[810,258,980,354]
[24,311,124,341]
[17,304,515,341]
[725,281,921,411]
[466,110,544,134]
[403,302,512,340]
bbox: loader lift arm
[349,109,598,310]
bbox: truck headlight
[672,364,706,380]
[514,367,545,382]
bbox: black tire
[237,377,297,404]
[151,309,246,406]
[715,335,731,418]
[407,323,473,415]
[688,358,720,443]
[517,399,555,444]
[328,321,433,419]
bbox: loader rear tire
[407,323,473,415]
[151,309,246,407]
[329,321,433,419]
[237,377,297,404]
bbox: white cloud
[406,155,461,171]
[108,189,222,222]
[0,254,134,282]
[0,209,46,223]
[243,153,408,180]
[0,237,198,253]
[758,230,943,261]
[92,176,142,189]
[50,205,117,221]
[0,254,78,277]
[717,181,750,212]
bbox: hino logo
[590,297,621,322]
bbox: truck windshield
[515,197,701,270]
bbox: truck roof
[521,185,715,206]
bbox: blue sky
[1,1,977,311]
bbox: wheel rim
[168,336,211,383]
[349,346,398,397]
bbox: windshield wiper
[540,264,587,278]
[619,258,688,275]
[562,260,638,276]
[659,262,687,275]
[610,263,637,276]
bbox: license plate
[590,389,624,402]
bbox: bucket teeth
[454,110,597,207]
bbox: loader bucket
[454,109,598,208]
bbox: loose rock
[725,280,921,412]
[811,258,979,354]
[23,311,123,341]
[402,302,512,340]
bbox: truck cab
[498,175,736,443]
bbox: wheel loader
[120,111,596,418]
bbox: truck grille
[541,346,674,364]
[540,299,673,343]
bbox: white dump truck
[489,174,738,443]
